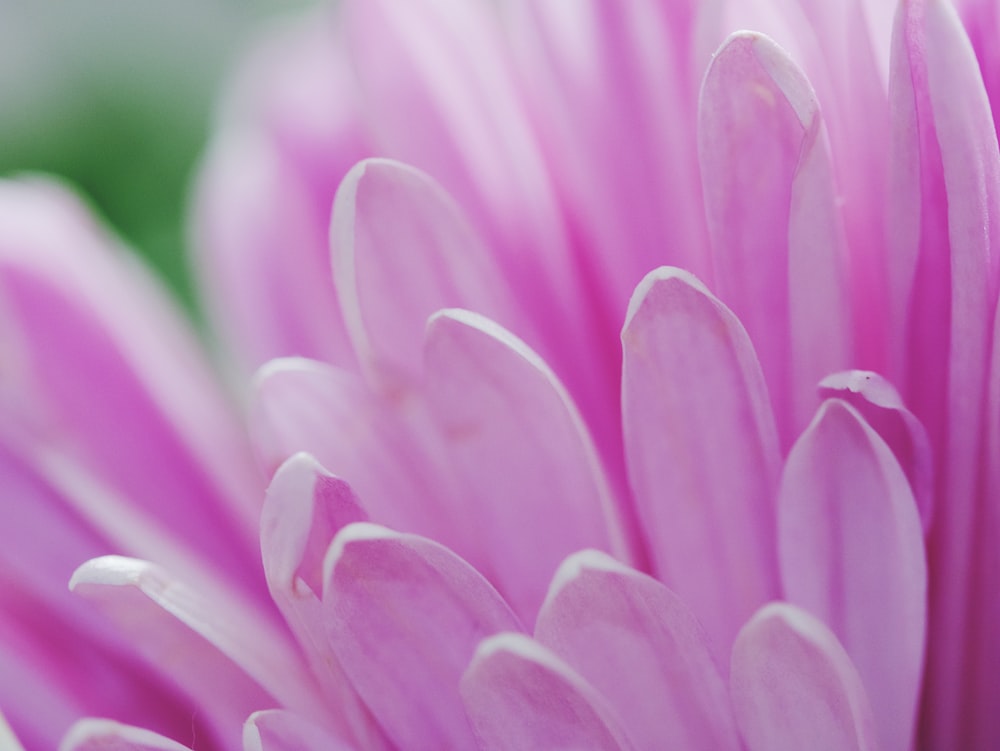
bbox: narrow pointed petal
[779,399,926,751]
[461,633,635,751]
[322,523,522,751]
[60,721,192,751]
[424,310,628,623]
[534,551,739,750]
[70,557,325,728]
[730,603,879,751]
[621,267,780,651]
[699,31,851,439]
[244,711,354,751]
[890,3,1000,747]
[331,159,520,387]
[819,371,934,532]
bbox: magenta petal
[322,523,522,750]
[621,267,781,651]
[534,551,739,750]
[244,710,355,751]
[779,399,926,751]
[730,603,879,751]
[424,310,628,623]
[331,159,521,387]
[0,712,23,751]
[60,720,192,751]
[70,557,325,728]
[819,371,934,532]
[460,633,635,751]
[699,31,851,440]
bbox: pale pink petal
[70,557,325,729]
[699,31,851,441]
[423,310,629,623]
[534,550,739,750]
[0,711,22,751]
[889,3,1000,745]
[779,399,926,751]
[330,159,522,387]
[260,455,386,750]
[322,523,522,750]
[460,633,635,751]
[60,720,192,751]
[244,710,356,751]
[249,358,467,556]
[621,267,780,652]
[730,603,879,751]
[819,371,934,532]
[0,179,259,589]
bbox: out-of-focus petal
[534,551,739,750]
[60,720,192,751]
[330,159,520,387]
[699,31,851,440]
[819,371,934,532]
[621,267,780,651]
[779,399,926,751]
[70,557,325,731]
[0,178,259,591]
[424,310,628,623]
[889,3,1000,746]
[243,710,355,751]
[322,523,521,751]
[730,603,879,751]
[0,711,22,751]
[460,633,635,751]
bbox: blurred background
[0,0,310,312]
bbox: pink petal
[0,179,260,591]
[244,710,356,751]
[331,159,522,387]
[460,633,635,751]
[0,711,23,751]
[534,551,740,750]
[423,310,629,623]
[249,358,467,556]
[70,557,325,730]
[779,399,926,751]
[59,720,192,751]
[322,523,522,750]
[621,267,781,652]
[890,2,1000,745]
[260,455,384,749]
[730,603,879,751]
[818,371,934,532]
[699,31,851,441]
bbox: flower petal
[779,399,926,751]
[60,720,192,751]
[322,523,522,750]
[0,712,22,751]
[424,310,629,623]
[331,159,521,387]
[730,603,879,751]
[460,633,635,751]
[243,710,355,751]
[534,551,739,750]
[699,31,851,440]
[621,267,781,651]
[818,371,934,532]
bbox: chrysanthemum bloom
[1,0,998,750]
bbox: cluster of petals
[1,0,999,750]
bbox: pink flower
[2,1,999,750]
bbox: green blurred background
[0,0,310,313]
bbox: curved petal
[534,551,739,750]
[243,710,355,751]
[699,31,851,440]
[730,603,879,751]
[779,399,926,751]
[621,267,780,651]
[424,310,629,623]
[322,523,522,751]
[59,720,192,751]
[0,712,22,751]
[460,633,635,751]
